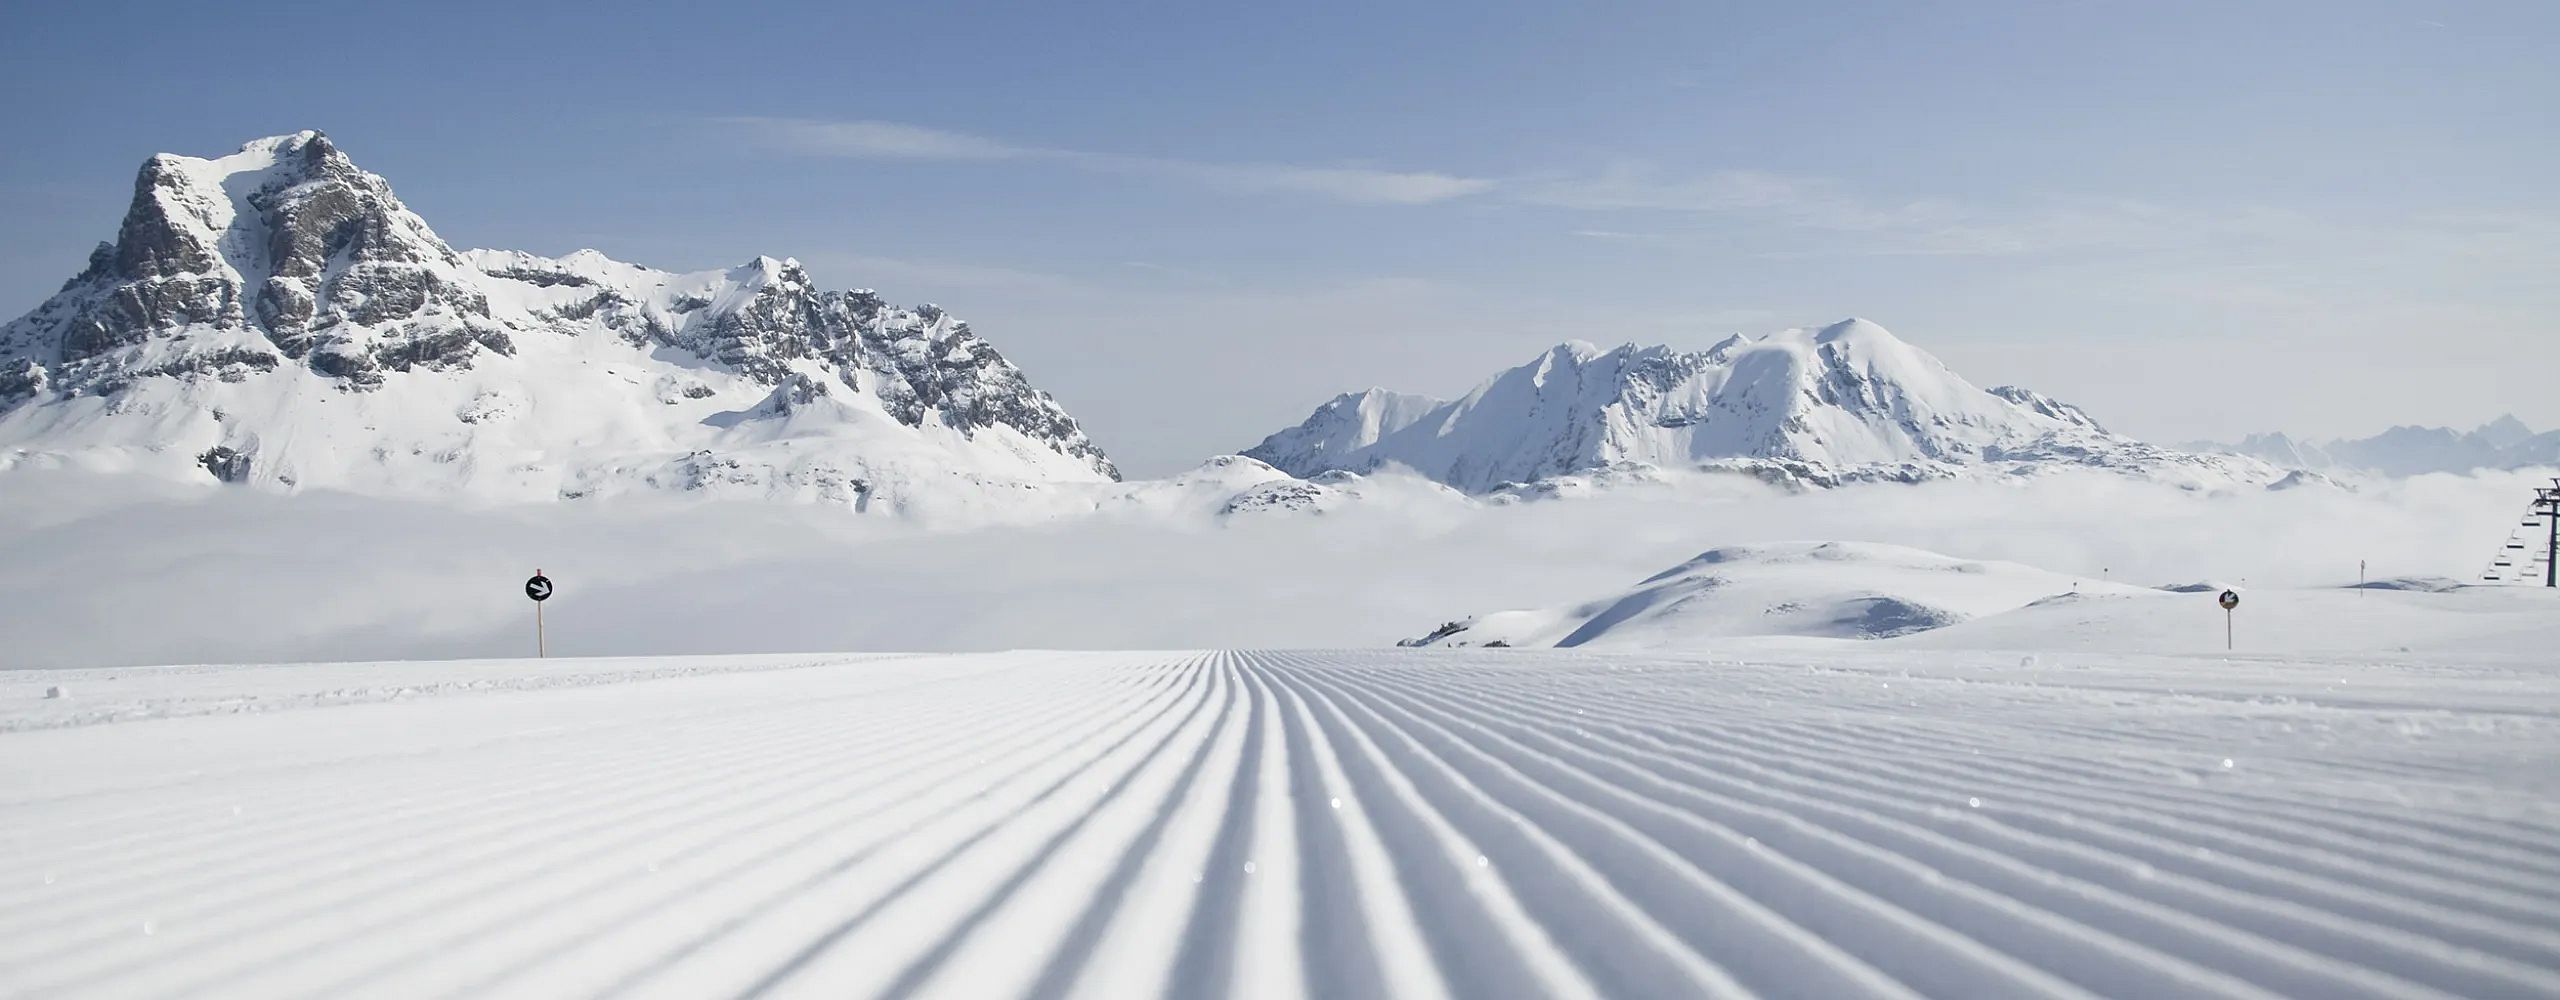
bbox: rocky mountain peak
[9,131,499,392]
[0,132,1119,501]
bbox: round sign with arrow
[526,573,554,602]
[2218,589,2239,610]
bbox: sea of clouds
[0,466,2543,667]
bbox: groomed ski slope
[3,649,2557,999]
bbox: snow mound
[2348,576,2467,593]
[1404,541,2139,649]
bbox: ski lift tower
[2540,478,2560,588]
[2480,477,2560,586]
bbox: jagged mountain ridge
[0,131,1114,506]
[1245,319,2272,492]
[2192,417,2560,478]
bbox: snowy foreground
[4,649,2558,999]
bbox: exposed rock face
[197,445,252,483]
[0,132,1117,502]
[14,133,508,393]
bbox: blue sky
[3,0,2553,474]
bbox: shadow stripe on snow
[1261,652,1799,999]
[1,654,1145,991]
[735,653,1224,997]
[23,654,1186,998]
[1469,669,2555,998]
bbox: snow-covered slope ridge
[1403,540,2147,648]
[0,132,1115,504]
[1247,319,2271,491]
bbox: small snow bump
[1967,797,1982,809]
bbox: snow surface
[2,647,2555,998]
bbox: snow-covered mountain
[2192,416,2560,477]
[1245,319,2274,492]
[0,132,1116,509]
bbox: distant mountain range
[2187,417,2560,477]
[26,131,2509,515]
[1242,319,2276,492]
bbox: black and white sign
[2218,589,2239,611]
[526,573,554,602]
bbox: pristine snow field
[3,646,2556,998]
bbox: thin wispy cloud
[725,116,1494,205]
[729,117,1978,236]
[743,118,1029,160]
[724,119,2557,269]
[1516,163,2038,256]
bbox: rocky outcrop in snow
[1986,385,2106,433]
[0,132,1115,506]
